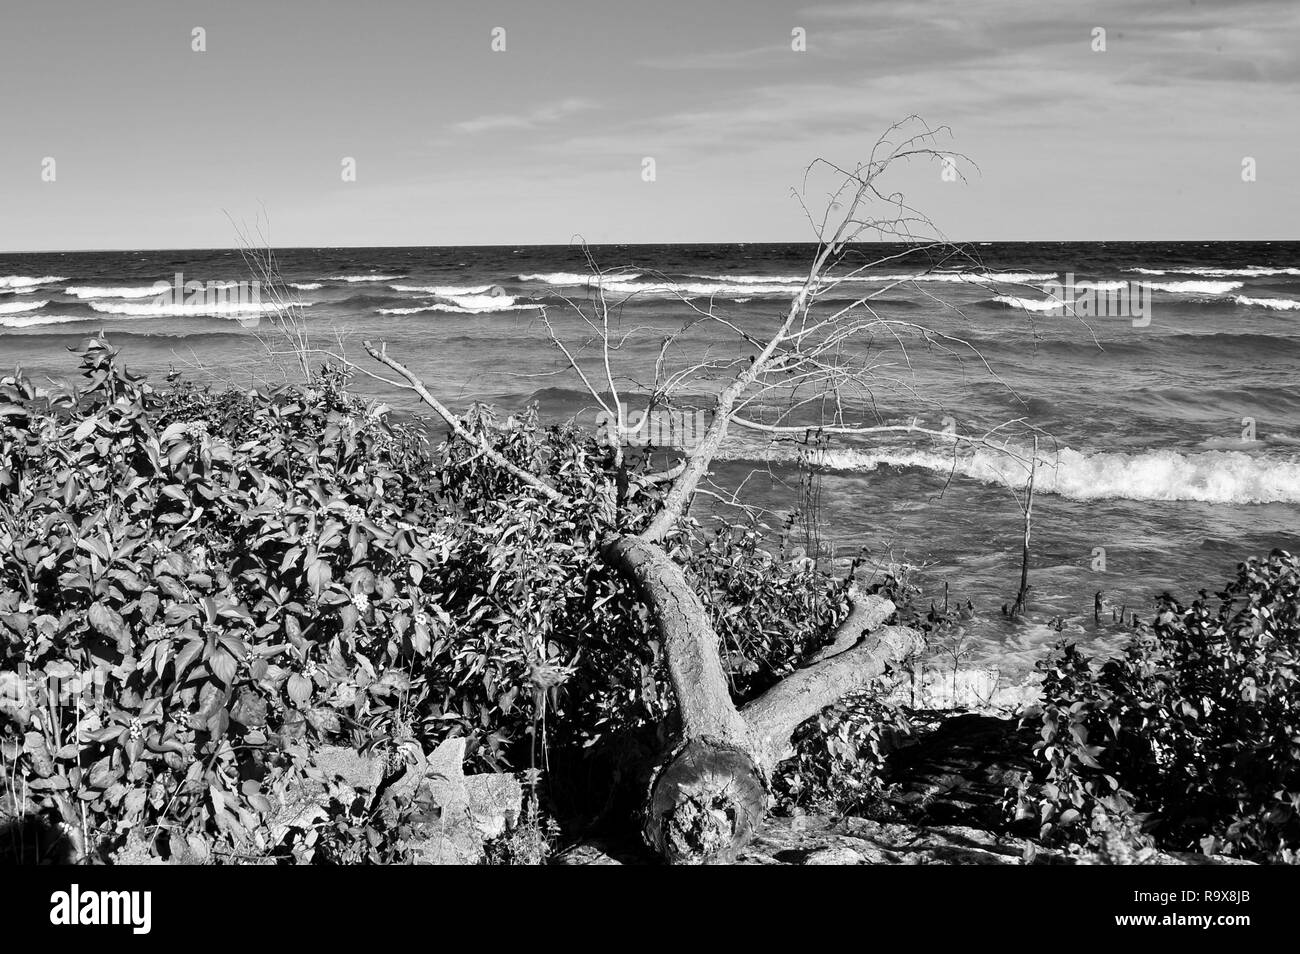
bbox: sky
[0,0,1296,250]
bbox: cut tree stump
[604,532,922,864]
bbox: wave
[518,272,643,285]
[597,280,806,297]
[523,275,799,297]
[288,282,323,290]
[1234,295,1300,311]
[991,295,1063,312]
[88,300,309,317]
[519,270,1058,299]
[1129,266,1300,277]
[691,271,1058,285]
[688,274,805,284]
[328,274,402,283]
[389,284,495,295]
[377,292,541,315]
[1071,280,1129,290]
[718,442,1300,504]
[0,275,66,290]
[1144,280,1243,294]
[377,300,541,316]
[0,312,97,329]
[65,283,170,299]
[843,271,1056,285]
[0,299,47,315]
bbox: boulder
[271,738,523,864]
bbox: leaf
[306,707,341,734]
[167,440,193,466]
[24,732,55,777]
[158,422,189,444]
[73,416,99,442]
[88,602,131,652]
[137,590,160,623]
[287,673,312,705]
[231,690,268,728]
[306,558,331,596]
[209,648,237,686]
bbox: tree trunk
[603,533,922,864]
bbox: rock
[314,745,384,791]
[269,738,522,864]
[423,737,468,808]
[408,821,485,866]
[464,773,524,839]
[802,845,866,865]
[399,738,523,863]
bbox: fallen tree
[308,120,1047,862]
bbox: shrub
[0,338,887,861]
[1017,550,1300,863]
[771,685,911,816]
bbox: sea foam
[66,284,171,299]
[0,313,93,329]
[378,293,541,315]
[1143,280,1243,294]
[1129,266,1300,277]
[1234,295,1300,311]
[390,284,495,295]
[88,300,307,318]
[517,272,647,288]
[0,299,47,315]
[991,295,1064,312]
[718,442,1300,504]
[0,276,66,290]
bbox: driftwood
[604,534,922,863]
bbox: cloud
[453,97,596,134]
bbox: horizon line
[1,238,1296,255]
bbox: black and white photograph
[0,0,1292,927]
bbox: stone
[408,821,484,866]
[268,737,521,864]
[313,745,384,791]
[463,773,524,839]
[423,737,469,809]
[802,845,866,865]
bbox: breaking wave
[88,300,307,318]
[0,276,66,290]
[1143,280,1243,294]
[378,293,542,315]
[65,284,170,299]
[1129,266,1300,277]
[0,300,47,315]
[1234,295,1300,311]
[717,442,1300,504]
[389,284,495,295]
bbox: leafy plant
[1,338,893,861]
[1015,550,1300,863]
